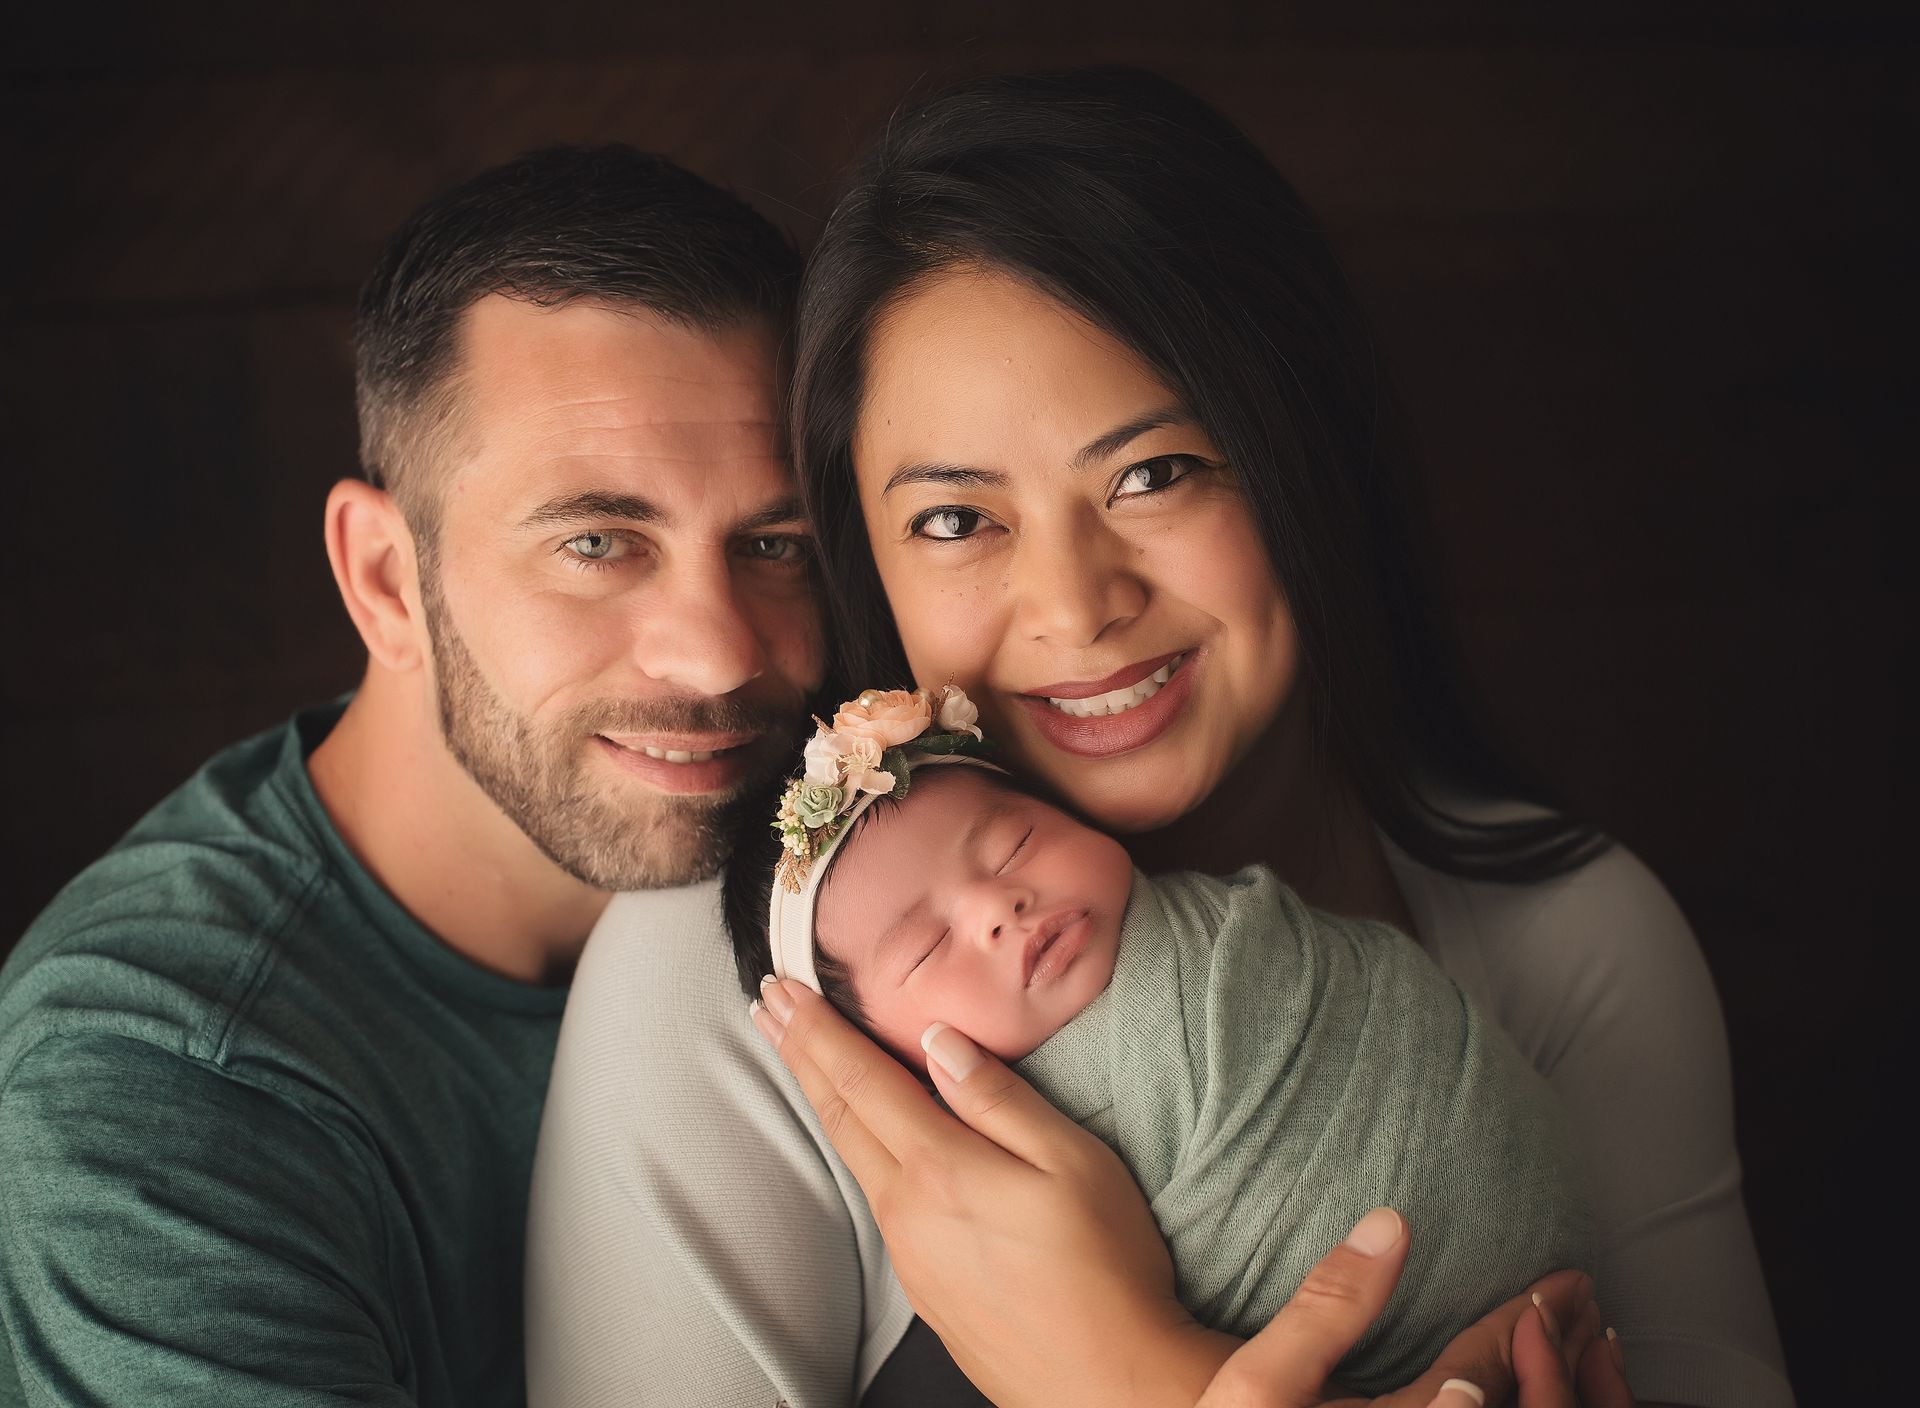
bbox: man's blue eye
[568,533,616,560]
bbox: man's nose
[1008,514,1146,648]
[629,552,768,698]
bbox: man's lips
[1021,908,1091,987]
[596,730,760,763]
[592,732,762,795]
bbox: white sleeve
[1439,845,1794,1408]
[524,879,914,1408]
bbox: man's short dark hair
[353,143,799,537]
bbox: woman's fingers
[756,980,934,1182]
[1573,1325,1637,1408]
[1198,1208,1410,1407]
[920,1022,1113,1172]
[1385,1269,1590,1408]
[1510,1288,1576,1407]
[1558,1296,1602,1387]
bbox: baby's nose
[961,884,1030,946]
[985,893,1029,941]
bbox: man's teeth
[635,746,718,763]
[1046,656,1183,718]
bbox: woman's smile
[1027,650,1185,716]
[1014,650,1199,759]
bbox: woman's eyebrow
[1070,405,1195,469]
[882,462,1007,497]
[880,407,1194,498]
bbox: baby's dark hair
[720,760,1032,1032]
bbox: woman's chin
[1032,768,1214,836]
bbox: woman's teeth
[1045,655,1183,718]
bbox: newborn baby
[725,688,1591,1393]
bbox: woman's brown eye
[1114,455,1197,498]
[914,507,985,540]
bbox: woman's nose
[1008,516,1147,648]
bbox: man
[0,144,820,1405]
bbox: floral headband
[768,685,1000,992]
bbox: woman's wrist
[1120,1309,1241,1408]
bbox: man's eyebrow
[734,496,809,533]
[518,491,662,530]
[1070,405,1195,469]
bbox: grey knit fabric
[1017,867,1592,1394]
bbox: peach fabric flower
[831,689,933,748]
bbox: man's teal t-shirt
[0,703,566,1406]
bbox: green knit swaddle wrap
[1015,867,1592,1393]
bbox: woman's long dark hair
[791,66,1604,883]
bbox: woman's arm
[755,979,1635,1408]
[525,884,907,1407]
[1436,844,1793,1408]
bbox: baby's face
[815,767,1133,1070]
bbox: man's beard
[421,576,800,891]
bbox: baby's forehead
[849,766,1018,854]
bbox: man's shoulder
[1,713,336,1090]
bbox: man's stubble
[419,559,798,891]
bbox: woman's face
[852,268,1301,833]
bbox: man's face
[418,295,823,890]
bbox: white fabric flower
[934,684,983,741]
[803,728,854,785]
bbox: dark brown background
[3,2,1910,1398]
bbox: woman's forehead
[853,268,1179,472]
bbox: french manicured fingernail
[1342,1207,1403,1256]
[920,1022,981,1082]
[749,998,784,1045]
[1531,1291,1563,1349]
[1430,1379,1485,1408]
[763,978,797,1023]
[1606,1325,1625,1371]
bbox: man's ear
[324,478,427,673]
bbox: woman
[526,69,1789,1408]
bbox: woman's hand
[1204,1254,1637,1408]
[756,978,1234,1407]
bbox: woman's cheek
[894,567,1002,692]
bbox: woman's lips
[1022,909,1092,987]
[1013,651,1197,759]
[1027,651,1183,701]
